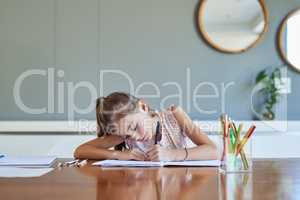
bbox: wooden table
[0,159,300,200]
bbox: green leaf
[256,70,267,83]
[271,68,281,79]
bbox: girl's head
[96,92,157,141]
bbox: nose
[132,131,145,141]
[137,122,145,135]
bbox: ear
[138,100,149,112]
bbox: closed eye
[124,135,131,139]
[133,124,138,131]
[128,123,138,131]
[131,124,138,131]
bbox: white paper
[0,167,53,178]
[0,156,56,167]
[163,160,221,166]
[93,160,162,167]
[93,160,221,167]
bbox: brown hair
[96,92,140,150]
[96,92,140,136]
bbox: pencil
[240,152,249,170]
[229,126,235,153]
[237,123,243,142]
[231,121,238,137]
[154,121,161,145]
[230,122,238,153]
[236,125,256,156]
[231,122,249,169]
[220,116,226,162]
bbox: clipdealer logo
[13,67,237,121]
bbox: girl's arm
[147,105,219,161]
[171,106,219,160]
[74,135,146,160]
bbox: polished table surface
[1,159,300,200]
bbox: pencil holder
[220,132,253,173]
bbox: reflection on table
[1,159,300,200]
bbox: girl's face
[116,101,156,141]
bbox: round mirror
[198,0,268,53]
[278,8,300,73]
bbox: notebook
[93,159,221,167]
[0,156,56,167]
[0,167,53,178]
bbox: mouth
[137,135,145,142]
[136,133,151,142]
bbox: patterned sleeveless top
[124,110,187,153]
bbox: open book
[93,159,221,167]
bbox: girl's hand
[147,145,176,161]
[167,104,177,112]
[118,148,147,161]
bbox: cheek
[139,118,153,135]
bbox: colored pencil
[236,125,256,156]
[237,123,243,142]
[230,121,249,169]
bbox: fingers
[131,153,144,161]
[147,145,160,161]
[148,153,159,161]
[128,146,164,161]
[131,149,147,161]
[147,145,159,152]
[148,152,159,160]
[167,104,176,112]
[147,145,158,157]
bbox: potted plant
[254,67,283,120]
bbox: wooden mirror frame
[278,8,300,73]
[197,0,269,54]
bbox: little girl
[74,92,218,161]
